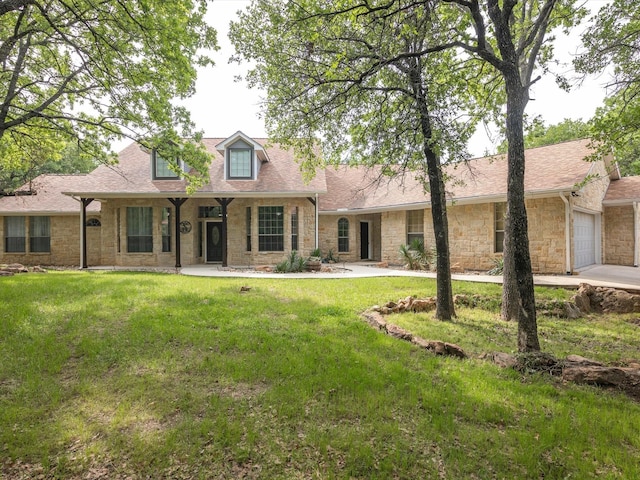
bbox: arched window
[86,218,101,227]
[338,218,349,253]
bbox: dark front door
[360,222,369,260]
[206,222,223,262]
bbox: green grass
[0,271,638,479]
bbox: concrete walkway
[179,262,640,291]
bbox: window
[338,217,349,253]
[246,207,252,252]
[494,202,506,253]
[291,207,299,251]
[4,217,25,253]
[228,148,252,179]
[258,206,284,251]
[161,207,171,253]
[153,150,179,179]
[406,210,424,244]
[30,216,50,253]
[86,218,101,227]
[127,207,153,253]
[199,206,222,218]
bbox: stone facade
[94,197,316,267]
[603,205,636,266]
[374,198,568,274]
[318,213,381,262]
[0,214,83,266]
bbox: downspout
[315,193,319,250]
[560,193,571,274]
[79,201,85,269]
[634,202,639,267]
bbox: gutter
[315,193,319,249]
[560,193,572,274]
[635,202,639,267]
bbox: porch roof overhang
[61,190,327,200]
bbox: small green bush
[399,239,436,270]
[487,256,504,275]
[275,250,307,273]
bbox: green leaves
[575,0,640,176]
[0,0,217,184]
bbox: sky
[179,0,610,158]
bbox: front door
[360,222,370,260]
[206,222,223,263]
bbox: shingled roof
[319,138,600,213]
[62,138,327,198]
[0,175,100,214]
[603,176,640,205]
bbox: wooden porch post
[215,198,234,267]
[80,198,94,269]
[168,198,188,268]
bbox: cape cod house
[0,133,638,274]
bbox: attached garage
[573,211,597,269]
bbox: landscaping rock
[0,270,14,276]
[1,263,28,273]
[562,365,640,391]
[386,324,413,341]
[564,354,604,367]
[564,301,583,319]
[410,298,436,313]
[361,310,466,358]
[31,265,47,273]
[571,283,640,314]
[481,352,518,369]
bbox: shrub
[323,249,340,263]
[487,256,504,275]
[398,239,436,271]
[275,250,307,273]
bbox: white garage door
[574,211,596,269]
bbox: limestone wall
[604,205,635,266]
[99,197,317,267]
[378,197,568,274]
[573,160,609,212]
[318,213,381,262]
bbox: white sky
[180,0,611,157]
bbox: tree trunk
[501,207,518,321]
[410,66,455,320]
[504,76,540,351]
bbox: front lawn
[1,271,638,479]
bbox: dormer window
[153,150,180,180]
[216,132,268,181]
[228,144,253,179]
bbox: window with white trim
[406,210,424,244]
[228,148,253,179]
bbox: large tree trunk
[501,208,518,321]
[424,144,455,320]
[410,66,455,320]
[504,76,540,351]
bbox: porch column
[80,198,94,269]
[634,202,639,267]
[307,195,319,250]
[215,198,234,267]
[168,198,188,268]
